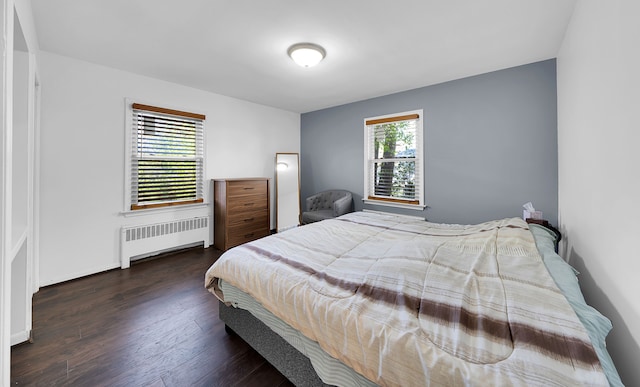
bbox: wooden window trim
[365,114,419,126]
[132,103,206,121]
[131,198,204,211]
[367,196,420,205]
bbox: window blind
[130,104,205,210]
[366,115,420,204]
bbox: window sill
[121,202,210,218]
[362,198,426,211]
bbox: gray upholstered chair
[302,190,353,224]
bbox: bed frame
[219,300,329,386]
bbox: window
[364,110,424,209]
[128,103,205,210]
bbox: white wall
[10,46,29,345]
[12,51,28,237]
[38,51,299,286]
[557,1,640,385]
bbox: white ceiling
[30,0,576,113]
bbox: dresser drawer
[227,223,270,248]
[227,194,268,213]
[228,180,268,198]
[228,209,269,228]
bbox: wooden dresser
[213,178,270,251]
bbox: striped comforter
[205,211,608,386]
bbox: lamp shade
[288,43,326,67]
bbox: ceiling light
[287,43,326,68]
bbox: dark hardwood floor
[11,247,294,387]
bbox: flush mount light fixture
[287,43,326,68]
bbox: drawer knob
[244,218,254,222]
[244,233,254,238]
[244,203,254,206]
[243,187,255,190]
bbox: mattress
[206,211,618,386]
[220,279,376,386]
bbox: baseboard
[39,244,212,287]
[39,262,120,287]
[11,330,31,346]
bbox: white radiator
[120,217,209,269]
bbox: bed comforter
[205,211,608,386]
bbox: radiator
[120,217,209,269]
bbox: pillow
[529,224,623,387]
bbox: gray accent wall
[301,59,558,225]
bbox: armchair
[302,190,353,224]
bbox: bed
[205,211,622,386]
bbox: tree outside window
[372,121,416,200]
